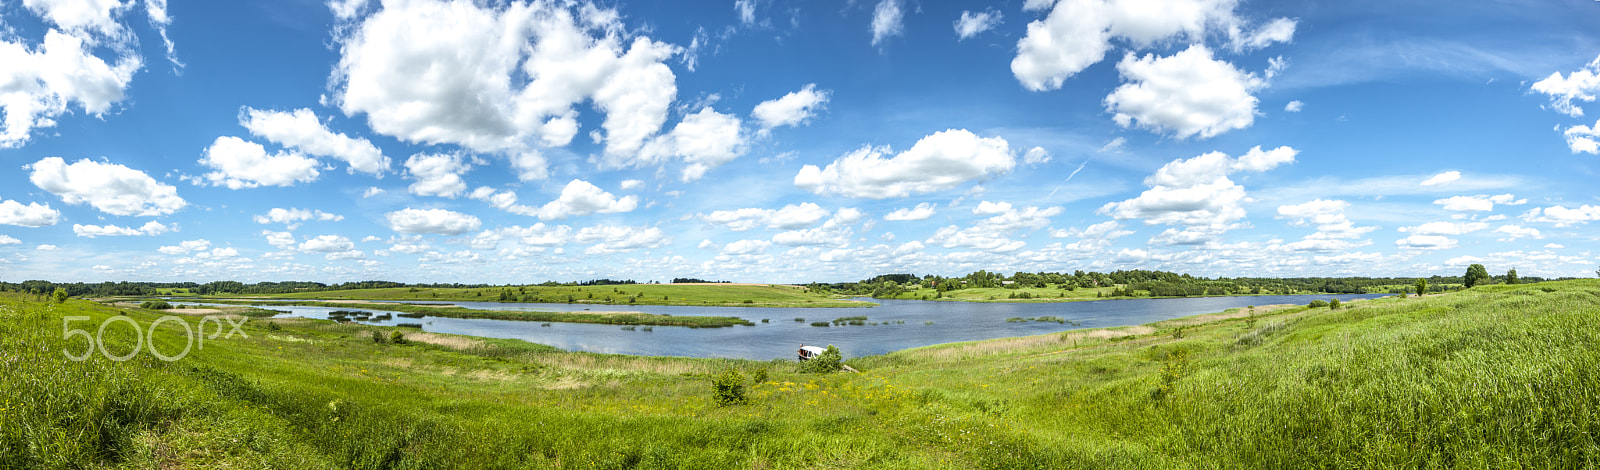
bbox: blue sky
[3,0,1600,284]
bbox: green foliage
[1329,298,1342,310]
[1416,278,1428,297]
[371,330,387,344]
[710,369,746,406]
[752,368,768,384]
[1308,299,1330,308]
[799,345,843,374]
[390,330,406,344]
[809,322,830,327]
[1464,263,1491,288]
[1507,268,1520,285]
[51,288,67,303]
[139,300,173,310]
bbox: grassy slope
[242,284,873,308]
[4,281,1599,468]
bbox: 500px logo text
[62,315,248,362]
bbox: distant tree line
[671,278,732,284]
[806,268,1566,299]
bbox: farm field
[3,280,1598,467]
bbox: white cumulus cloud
[1531,54,1600,117]
[239,107,390,175]
[1565,120,1599,154]
[1420,171,1461,187]
[1100,146,1296,234]
[331,0,680,175]
[576,225,669,254]
[404,153,470,198]
[884,203,937,221]
[299,235,355,253]
[0,5,144,148]
[0,199,61,227]
[1520,205,1600,227]
[634,107,745,181]
[752,84,830,132]
[28,157,186,216]
[870,0,904,47]
[530,179,639,220]
[954,9,1002,40]
[197,136,321,189]
[1010,0,1293,92]
[253,208,344,228]
[1494,225,1541,240]
[1433,194,1525,212]
[386,208,482,235]
[73,220,171,238]
[795,129,1014,199]
[1395,234,1457,250]
[1104,44,1266,139]
[158,239,211,255]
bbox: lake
[181,294,1389,360]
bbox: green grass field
[4,281,1598,467]
[230,283,873,308]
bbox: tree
[1415,279,1428,297]
[52,287,68,303]
[1464,264,1490,288]
[1506,269,1519,285]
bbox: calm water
[181,294,1388,360]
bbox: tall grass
[4,281,1598,467]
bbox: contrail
[1047,160,1089,198]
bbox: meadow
[234,283,874,308]
[3,280,1597,468]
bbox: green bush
[371,330,387,344]
[1308,299,1330,308]
[139,300,173,310]
[1330,298,1342,310]
[799,345,842,374]
[711,369,746,406]
[810,322,830,327]
[752,368,768,384]
[389,330,406,344]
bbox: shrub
[753,368,768,384]
[1308,299,1330,308]
[711,369,747,406]
[390,330,406,344]
[742,299,753,304]
[810,322,830,327]
[799,345,843,374]
[1329,298,1342,310]
[371,330,387,344]
[266,321,281,331]
[52,288,68,303]
[139,300,173,310]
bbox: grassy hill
[4,280,1597,468]
[231,283,873,308]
